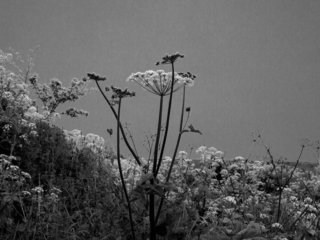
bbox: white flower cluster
[64,129,105,154]
[196,145,224,162]
[0,49,13,63]
[127,70,194,95]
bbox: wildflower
[228,163,239,171]
[155,52,184,65]
[31,186,44,194]
[224,196,236,204]
[110,85,135,99]
[178,151,188,159]
[5,53,13,62]
[87,72,106,81]
[304,197,312,204]
[214,150,224,158]
[25,106,44,119]
[259,213,269,219]
[62,107,88,118]
[8,156,17,162]
[21,171,31,179]
[290,196,297,202]
[234,156,245,161]
[2,91,14,101]
[127,69,194,96]
[220,169,229,177]
[271,222,283,230]
[9,165,19,171]
[21,191,31,197]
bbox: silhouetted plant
[87,52,198,239]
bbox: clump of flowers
[127,70,194,96]
[64,129,106,154]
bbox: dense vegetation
[1,49,319,239]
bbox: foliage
[1,48,320,240]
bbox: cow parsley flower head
[127,70,195,96]
[234,156,245,161]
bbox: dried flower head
[110,86,135,99]
[87,72,106,81]
[155,52,184,65]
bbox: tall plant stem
[153,95,164,175]
[116,98,136,240]
[155,85,186,224]
[95,80,141,166]
[156,62,175,176]
[149,180,156,240]
[149,95,164,240]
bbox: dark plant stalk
[164,84,186,180]
[284,145,304,186]
[156,62,175,176]
[153,95,164,175]
[149,94,164,240]
[149,179,156,240]
[116,98,136,240]
[263,139,305,223]
[276,145,304,222]
[276,188,283,222]
[155,85,186,224]
[95,80,141,166]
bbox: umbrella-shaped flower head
[127,70,195,96]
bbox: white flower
[127,70,194,96]
[21,171,31,179]
[5,53,13,62]
[27,106,37,114]
[21,191,31,197]
[234,156,245,161]
[178,151,188,159]
[9,165,19,171]
[3,91,14,101]
[271,222,283,230]
[220,169,228,177]
[224,196,236,204]
[214,151,224,158]
[259,213,269,219]
[31,186,44,194]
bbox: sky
[1,0,320,162]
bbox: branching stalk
[155,85,186,224]
[95,80,141,165]
[156,62,176,176]
[153,95,164,175]
[116,98,136,240]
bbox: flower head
[155,52,184,65]
[110,85,135,99]
[87,72,106,81]
[127,69,194,96]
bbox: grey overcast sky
[1,0,320,162]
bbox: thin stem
[284,145,304,187]
[116,98,136,240]
[156,62,175,176]
[95,80,141,165]
[125,123,139,155]
[276,189,283,222]
[149,180,156,240]
[155,85,186,223]
[148,95,164,240]
[153,95,164,175]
